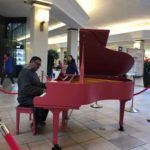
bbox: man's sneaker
[0,85,3,88]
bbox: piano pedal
[64,117,69,121]
[64,115,69,120]
[66,110,73,120]
[52,144,61,150]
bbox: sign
[127,48,144,76]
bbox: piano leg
[51,109,62,150]
[52,144,61,150]
[61,110,68,130]
[119,100,127,131]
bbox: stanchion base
[90,104,103,108]
[147,118,150,122]
[125,107,139,113]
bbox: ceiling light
[75,0,97,15]
[99,19,150,35]
[48,34,67,44]
[48,23,66,31]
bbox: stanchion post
[125,75,139,113]
[0,121,21,150]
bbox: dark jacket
[17,67,45,106]
[66,59,78,75]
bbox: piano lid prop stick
[0,121,21,150]
[80,41,85,84]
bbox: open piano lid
[79,29,134,77]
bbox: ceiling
[0,0,150,46]
[77,0,150,28]
[0,0,30,17]
[0,0,149,27]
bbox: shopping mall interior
[0,0,150,150]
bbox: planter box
[143,73,150,87]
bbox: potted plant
[143,56,150,87]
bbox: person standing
[17,56,48,127]
[56,60,63,70]
[0,53,15,88]
[66,55,78,75]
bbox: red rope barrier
[4,133,21,150]
[0,83,149,97]
[0,88,17,95]
[0,121,21,150]
[133,85,150,96]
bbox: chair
[16,105,36,135]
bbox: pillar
[58,48,64,64]
[133,40,145,49]
[67,28,78,62]
[30,1,51,77]
[133,40,145,86]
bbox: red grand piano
[34,29,134,150]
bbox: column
[30,1,51,77]
[133,40,145,87]
[67,28,78,62]
[58,48,64,64]
[133,40,145,49]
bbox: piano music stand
[90,101,103,108]
[125,74,141,113]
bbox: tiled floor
[0,79,150,150]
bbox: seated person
[66,55,78,75]
[17,56,49,127]
[56,55,79,81]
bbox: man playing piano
[17,56,49,128]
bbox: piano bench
[16,106,36,135]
